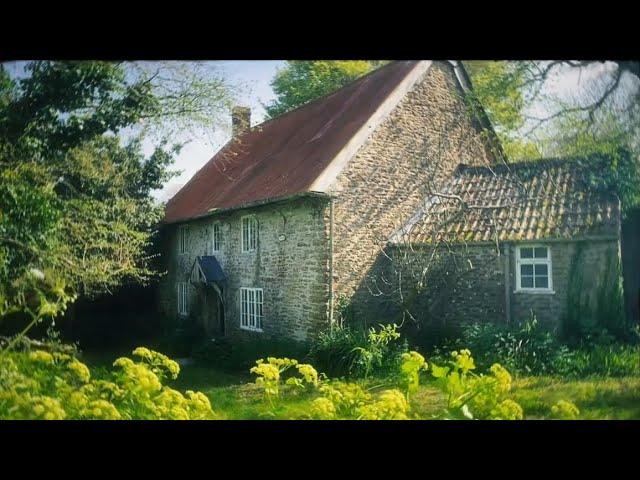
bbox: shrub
[307,325,366,378]
[308,323,408,379]
[193,337,309,372]
[0,346,215,420]
[436,319,559,375]
[433,319,640,378]
[551,344,640,377]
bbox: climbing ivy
[563,242,628,341]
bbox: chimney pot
[232,106,251,138]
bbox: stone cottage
[380,159,622,333]
[157,60,622,343]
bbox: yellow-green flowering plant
[398,351,428,399]
[250,357,299,403]
[429,349,523,420]
[550,400,580,419]
[0,347,215,420]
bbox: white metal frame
[178,282,189,316]
[239,287,263,332]
[514,244,554,294]
[178,225,188,255]
[211,221,222,254]
[241,215,258,253]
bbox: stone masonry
[328,62,495,318]
[158,196,331,342]
[375,239,621,332]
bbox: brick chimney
[231,106,251,138]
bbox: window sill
[513,289,555,295]
[240,326,263,333]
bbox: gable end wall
[327,61,495,320]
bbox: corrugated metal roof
[164,61,420,224]
[392,158,620,244]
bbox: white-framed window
[178,282,189,316]
[211,222,222,254]
[515,245,553,293]
[178,225,188,255]
[241,216,258,253]
[240,287,263,331]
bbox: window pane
[521,264,533,276]
[242,221,246,251]
[535,276,549,288]
[534,264,548,276]
[251,219,257,250]
[534,247,548,259]
[257,290,263,330]
[249,290,255,328]
[520,247,533,258]
[244,290,248,326]
[241,290,246,326]
[521,276,534,288]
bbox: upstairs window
[178,225,188,255]
[240,287,263,331]
[241,216,258,252]
[211,222,222,254]
[516,245,553,292]
[178,282,189,316]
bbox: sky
[154,61,285,202]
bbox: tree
[464,60,640,213]
[0,61,234,325]
[265,61,384,118]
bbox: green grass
[78,346,640,420]
[173,363,640,419]
[510,376,640,420]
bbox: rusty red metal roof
[164,61,419,224]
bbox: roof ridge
[249,60,412,131]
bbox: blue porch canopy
[191,255,227,284]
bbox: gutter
[164,191,331,226]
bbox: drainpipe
[504,243,512,325]
[329,197,335,328]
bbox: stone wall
[373,238,621,336]
[158,196,331,342]
[509,239,621,330]
[327,61,495,319]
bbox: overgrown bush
[308,323,408,379]
[433,319,640,378]
[192,336,309,373]
[435,319,561,375]
[551,344,640,377]
[0,346,215,419]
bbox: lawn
[172,362,640,420]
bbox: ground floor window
[178,282,189,316]
[515,245,553,292]
[240,287,263,331]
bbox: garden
[3,314,638,420]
